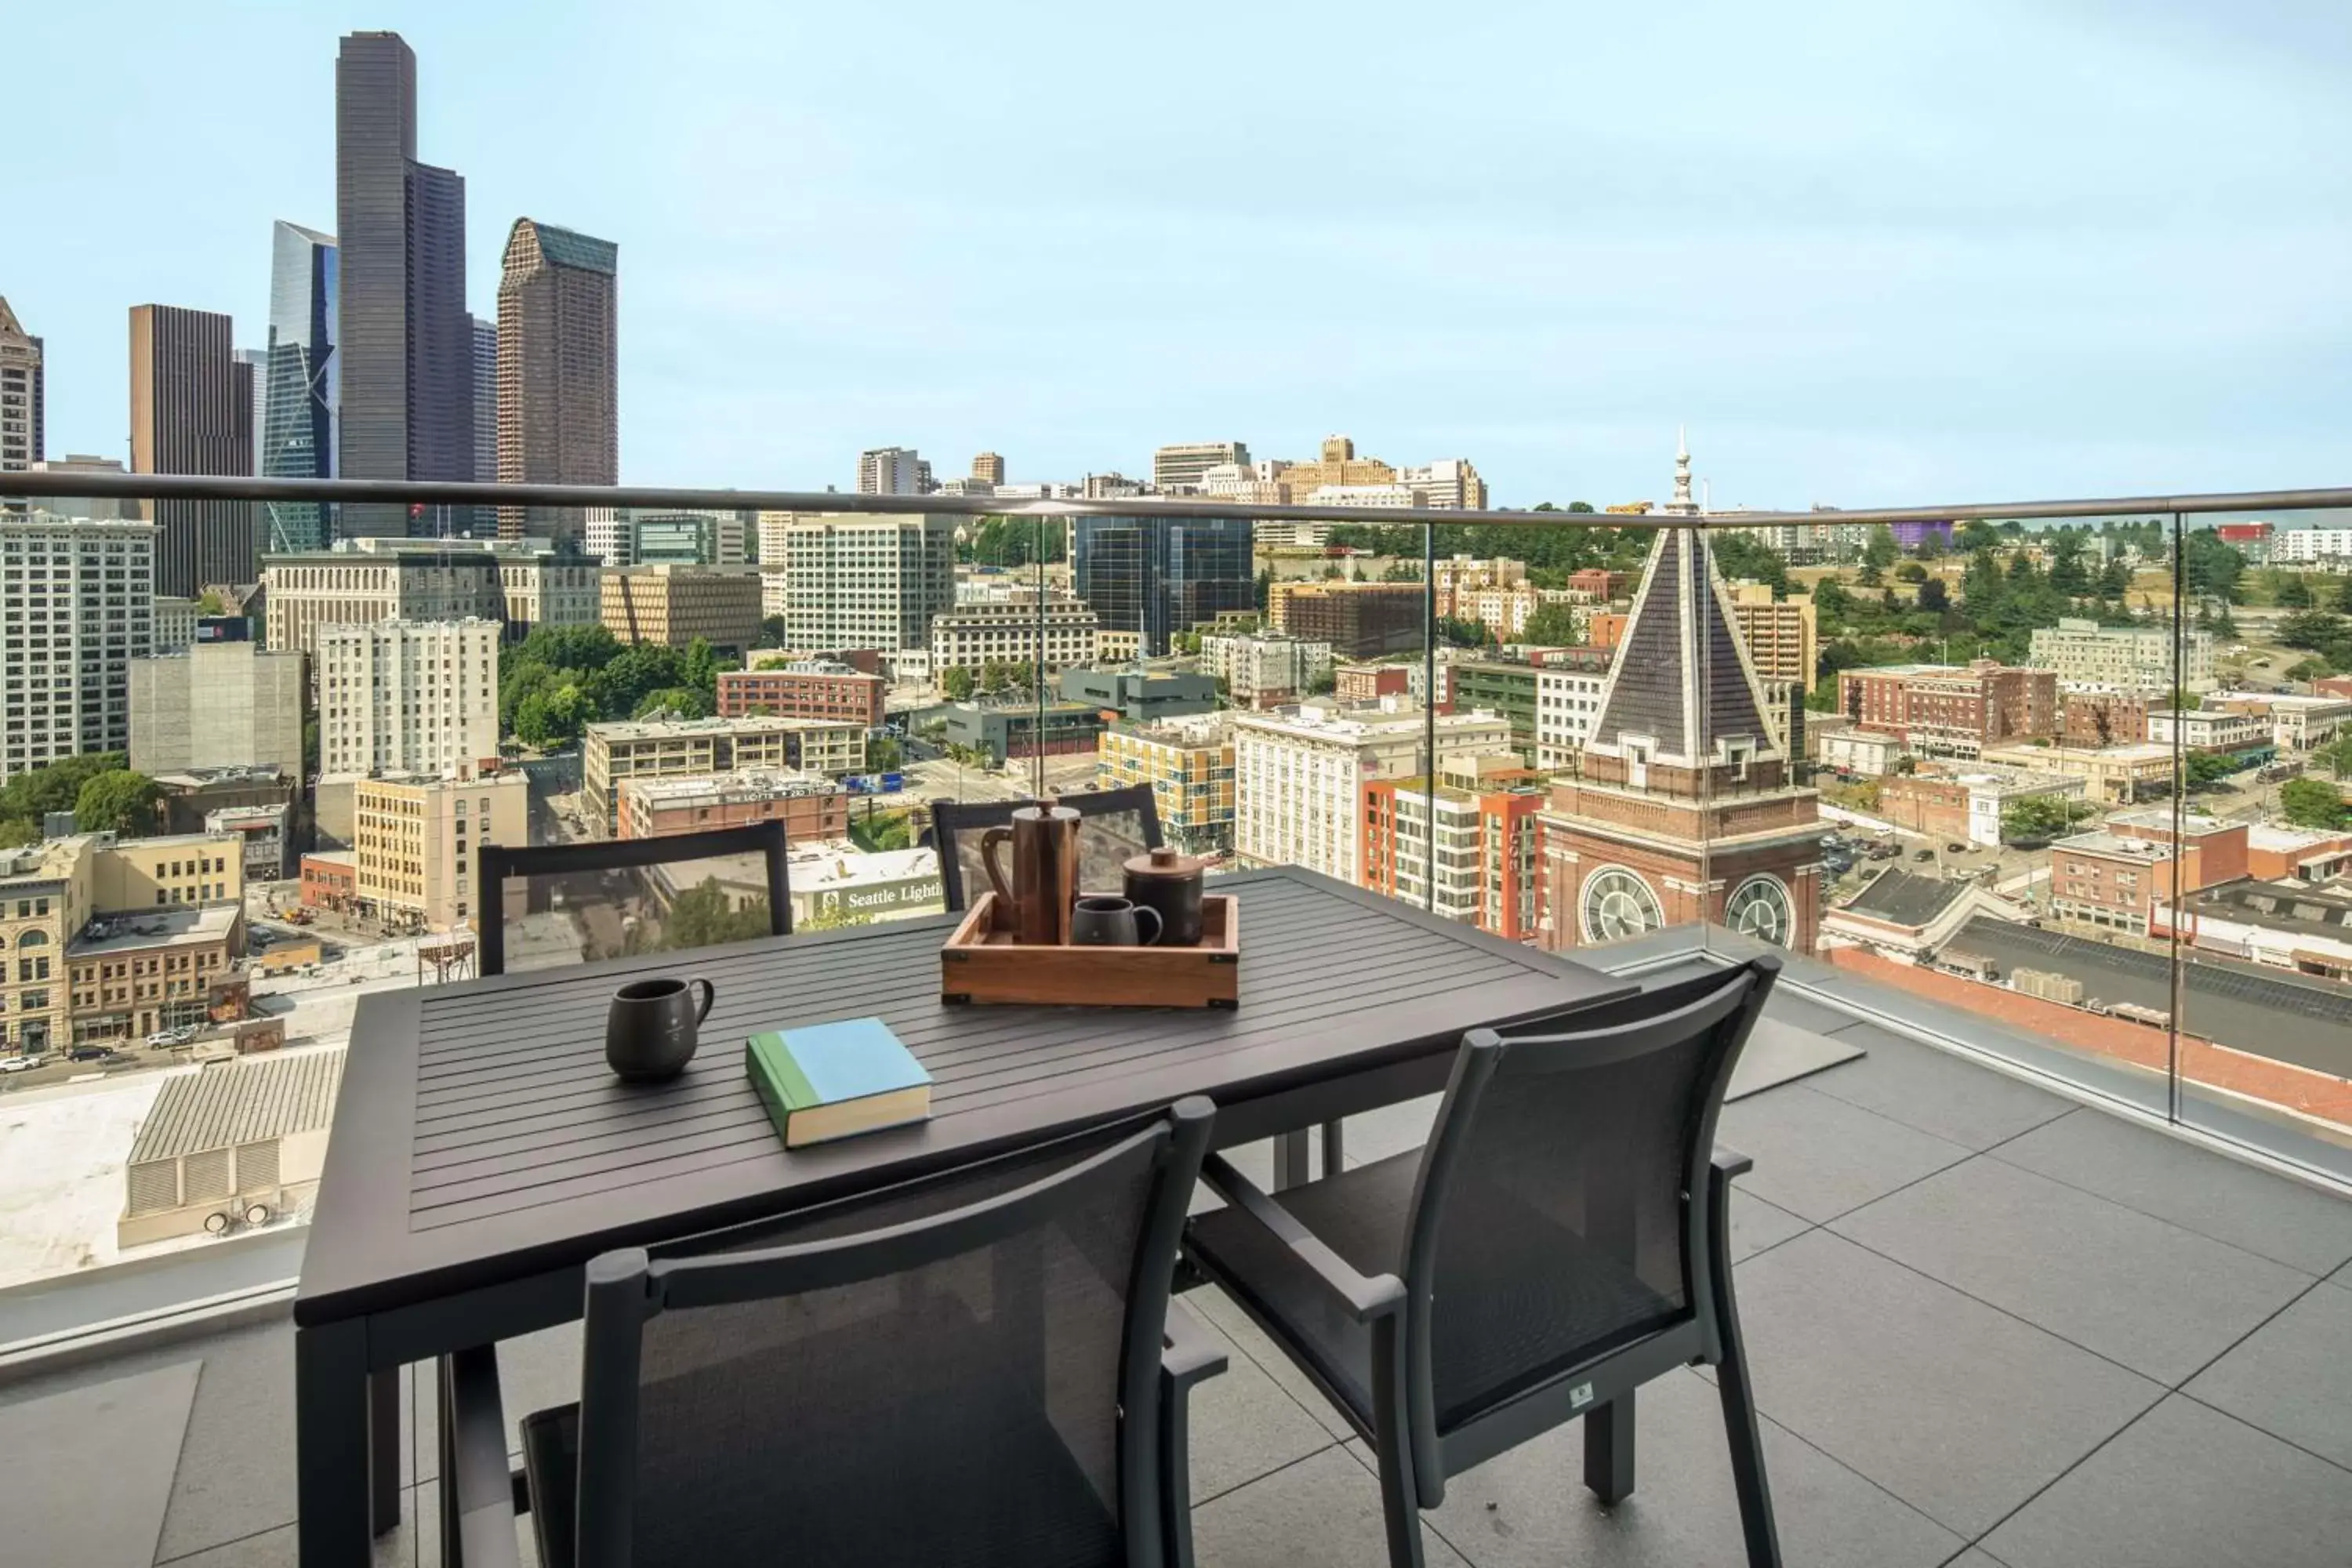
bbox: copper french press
[980,800,1081,945]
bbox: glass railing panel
[2172,506,2352,1182]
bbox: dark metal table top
[297,867,1635,1324]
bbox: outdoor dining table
[292,865,1639,1566]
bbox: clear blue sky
[10,1,2350,511]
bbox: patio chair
[438,1097,1221,1568]
[929,784,1164,913]
[1181,959,1784,1568]
[475,821,792,976]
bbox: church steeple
[1584,527,1777,771]
[1664,426,1698,517]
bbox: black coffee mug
[606,976,714,1082]
[1069,895,1163,947]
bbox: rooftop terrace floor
[5,942,2348,1566]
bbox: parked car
[144,1030,180,1047]
[68,1045,109,1062]
[1912,848,1936,862]
[0,1055,32,1073]
[1945,842,1970,855]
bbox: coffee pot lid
[1013,796,1081,825]
[1123,844,1204,880]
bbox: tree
[1912,532,1947,563]
[1857,561,1884,588]
[980,659,1017,696]
[2316,733,2352,780]
[0,752,126,826]
[798,903,876,931]
[2278,611,2350,652]
[2181,532,2245,604]
[196,588,229,615]
[941,666,977,702]
[1519,602,1584,647]
[1895,562,1928,583]
[1917,578,1951,614]
[1710,535,1790,597]
[2285,656,2336,683]
[1566,501,1597,514]
[2048,529,2091,596]
[1305,668,1338,696]
[2278,778,2351,831]
[514,683,592,749]
[2185,753,2244,789]
[2275,572,2314,609]
[631,685,712,720]
[664,879,775,949]
[1863,526,1900,571]
[2001,793,2096,844]
[74,769,163,835]
[757,614,790,649]
[865,737,904,773]
[2100,557,2132,597]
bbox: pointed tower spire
[1584,528,1777,771]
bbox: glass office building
[1070,514,1254,656]
[261,221,338,550]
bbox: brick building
[616,770,849,844]
[2062,691,2151,747]
[1334,662,1411,706]
[714,663,887,727]
[1360,759,1545,941]
[2048,810,2251,935]
[1265,581,1424,659]
[1835,660,2057,759]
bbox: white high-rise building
[0,517,156,779]
[0,296,43,501]
[1535,666,1611,768]
[316,618,502,776]
[1152,441,1250,492]
[768,511,956,652]
[856,447,932,496]
[2027,616,2217,695]
[1231,703,1511,883]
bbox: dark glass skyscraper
[1070,515,1255,657]
[130,304,257,595]
[495,219,619,547]
[261,220,337,551]
[335,31,471,538]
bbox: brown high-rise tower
[495,219,617,545]
[129,304,256,594]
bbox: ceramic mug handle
[689,978,715,1022]
[1132,906,1163,947]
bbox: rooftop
[1842,866,1969,926]
[5,939,2347,1566]
[619,769,841,808]
[67,904,238,958]
[126,1049,344,1165]
[587,713,858,742]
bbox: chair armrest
[442,1347,524,1568]
[1711,1145,1755,1181]
[1197,1152,1406,1323]
[1161,1298,1228,1393]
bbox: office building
[1362,756,1545,940]
[1724,583,1819,689]
[1057,668,1218,723]
[129,304,258,594]
[2063,691,2154,747]
[1265,579,1424,659]
[335,31,472,538]
[0,296,43,503]
[2027,616,2216,695]
[1432,557,1540,640]
[1878,764,2088,848]
[601,565,763,654]
[497,551,601,637]
[1152,441,1250,492]
[2273,528,2352,563]
[316,618,500,776]
[584,714,867,831]
[260,222,338,552]
[929,597,1100,677]
[768,511,957,652]
[205,801,293,882]
[1069,514,1253,658]
[971,452,1006,485]
[1097,713,1235,855]
[470,314,496,481]
[617,770,848,844]
[1534,662,1612,768]
[1449,660,1543,760]
[260,542,506,655]
[856,447,932,495]
[1269,434,1396,496]
[2205,690,2352,753]
[715,662,887,726]
[1232,704,1511,884]
[129,641,305,778]
[1396,458,1489,510]
[20,455,131,520]
[352,764,527,931]
[235,350,268,474]
[0,517,156,780]
[939,700,1108,766]
[1537,530,1824,956]
[1334,662,1412,706]
[1837,662,2059,760]
[151,596,200,653]
[1199,632,1333,709]
[495,220,618,545]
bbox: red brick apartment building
[2063,691,2152,747]
[616,771,850,844]
[1359,775,1544,942]
[715,666,886,728]
[2048,810,2250,935]
[1334,662,1411,706]
[1837,660,2057,758]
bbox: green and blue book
[746,1017,932,1149]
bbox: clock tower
[1537,527,1823,954]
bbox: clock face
[1726,874,1794,947]
[1581,866,1664,943]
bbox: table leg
[371,1367,401,1535]
[296,1319,377,1568]
[1320,1119,1345,1176]
[1584,1390,1636,1504]
[1272,1130,1312,1190]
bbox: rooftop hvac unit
[243,1202,274,1227]
[202,1211,233,1235]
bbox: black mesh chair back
[1405,960,1773,1435]
[476,822,791,976]
[556,1099,1214,1568]
[931,785,1165,912]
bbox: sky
[9,1,2351,513]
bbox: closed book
[747,1017,932,1149]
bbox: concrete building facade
[495,219,619,546]
[616,770,848,844]
[0,296,42,495]
[601,565,764,654]
[584,715,868,831]
[316,618,500,776]
[129,642,306,779]
[1199,633,1333,710]
[1097,713,1235,855]
[129,304,257,594]
[498,553,601,636]
[768,512,957,652]
[0,517,157,781]
[2027,616,2216,695]
[352,765,527,931]
[260,545,506,655]
[1232,704,1511,884]
[929,597,1100,677]
[715,664,887,726]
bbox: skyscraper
[1069,515,1254,657]
[0,296,42,508]
[856,447,931,495]
[130,304,258,594]
[495,219,617,545]
[0,517,155,780]
[335,31,471,538]
[235,350,268,474]
[261,220,338,551]
[470,314,496,485]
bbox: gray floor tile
[1189,1446,1469,1567]
[1726,1018,1864,1102]
[1981,1394,2352,1568]
[1728,1188,1811,1262]
[1176,1304,1341,1503]
[1185,1283,1359,1443]
[158,1479,541,1567]
[1761,989,1861,1035]
[154,1320,302,1561]
[3,1359,198,1568]
[1340,1094,1442,1170]
[1802,1029,2074,1150]
[1831,1156,2314,1384]
[2183,1280,2352,1470]
[1408,1367,1963,1568]
[1733,1229,2161,1537]
[1716,1084,1973,1223]
[1991,1111,2352,1277]
[1942,1554,2007,1567]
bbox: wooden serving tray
[941,892,1240,1009]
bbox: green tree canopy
[1710,535,1790,597]
[74,769,163,835]
[2279,777,2350,831]
[2000,793,2096,843]
[757,614,790,648]
[514,684,593,750]
[1862,526,1900,569]
[632,685,713,720]
[941,666,977,701]
[1519,602,1584,647]
[663,880,775,949]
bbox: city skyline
[5,4,2347,514]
